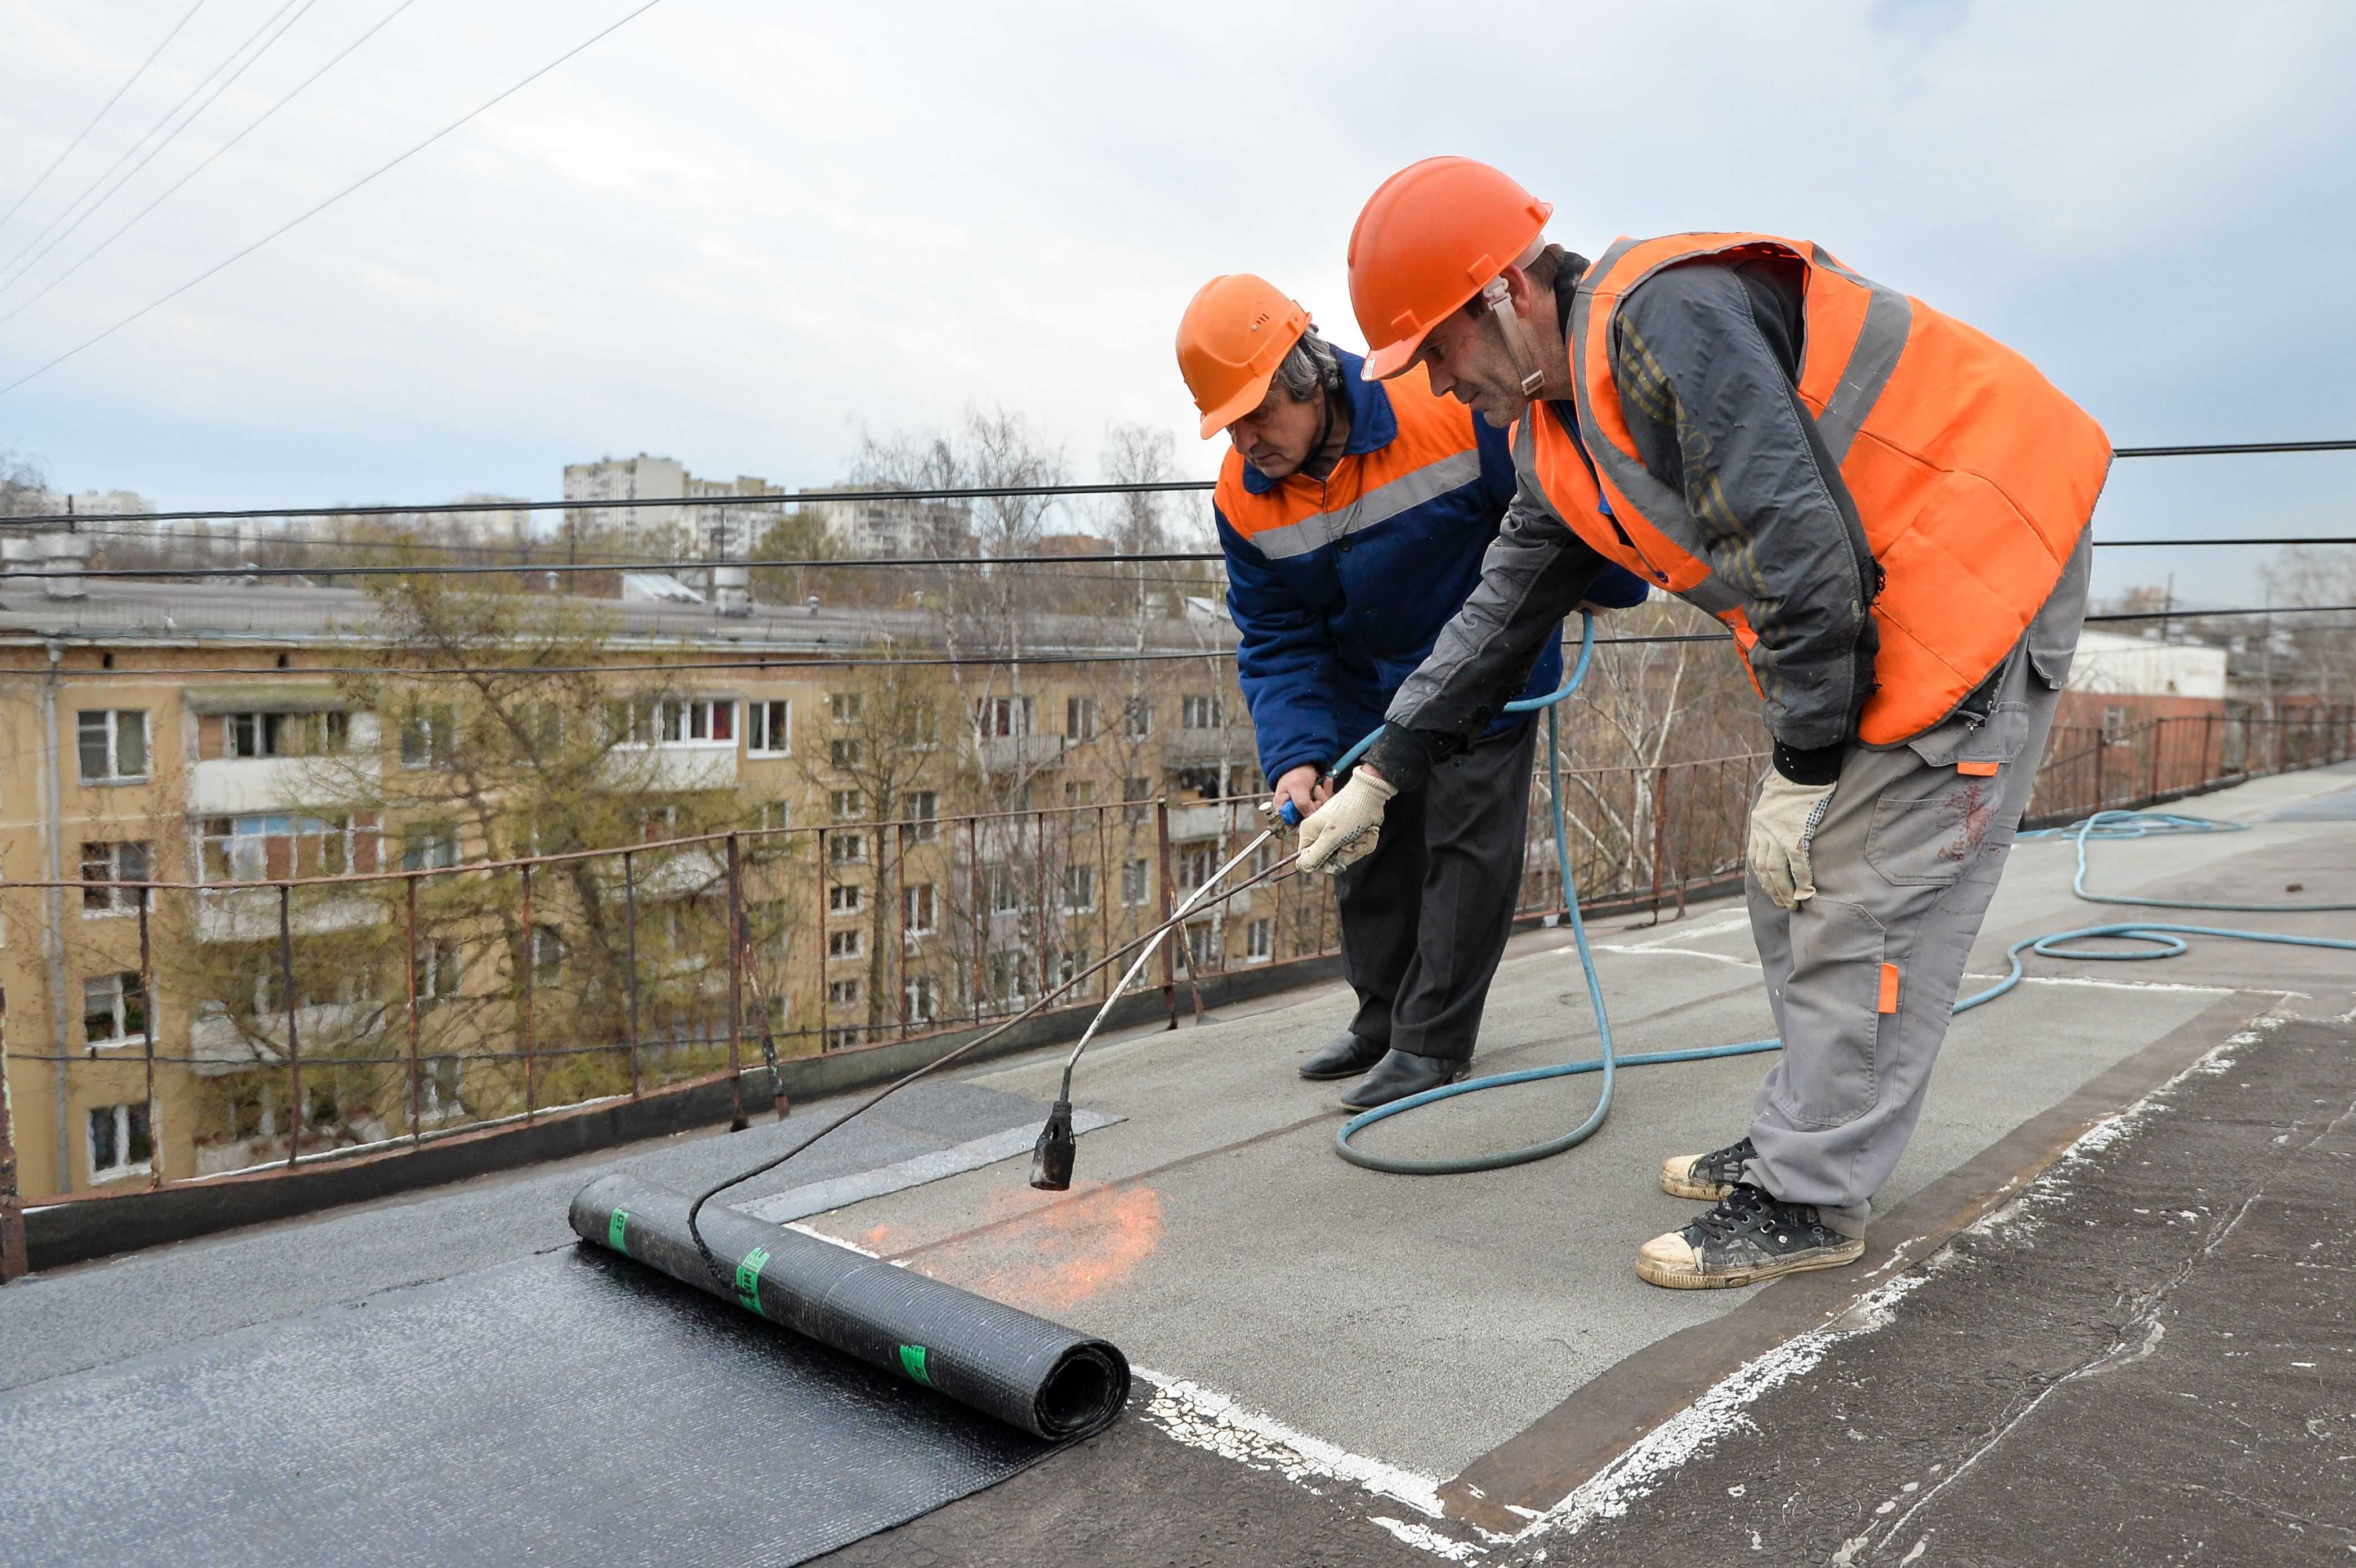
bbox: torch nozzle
[1029,1100,1077,1191]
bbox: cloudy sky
[2,0,2352,604]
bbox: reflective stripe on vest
[1219,366,1482,561]
[1540,233,2110,746]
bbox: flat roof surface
[4,761,2350,1563]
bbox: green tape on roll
[608,1209,630,1252]
[735,1245,771,1317]
[898,1344,932,1387]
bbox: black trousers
[1334,718,1537,1064]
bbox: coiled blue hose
[1333,623,2355,1176]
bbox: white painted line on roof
[737,1110,1120,1225]
[1612,912,1752,950]
[1133,1368,1502,1558]
[1591,944,1762,970]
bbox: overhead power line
[3,437,2354,527]
[1,537,2350,585]
[0,0,210,235]
[0,0,669,399]
[0,0,317,289]
[7,606,2351,682]
[0,0,424,332]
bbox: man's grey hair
[1274,328,1344,403]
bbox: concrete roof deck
[3,761,2349,1561]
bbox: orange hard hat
[1347,157,1553,381]
[1175,274,1311,439]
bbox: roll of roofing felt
[569,1173,1129,1441]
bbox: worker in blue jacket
[1176,274,1648,1109]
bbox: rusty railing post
[622,848,641,1094]
[893,818,909,1040]
[138,884,158,1190]
[813,829,832,1048]
[519,863,536,1126]
[726,833,746,1131]
[1156,797,1177,1030]
[405,875,422,1143]
[1,1004,26,1282]
[1035,810,1050,999]
[1648,766,1669,921]
[1095,804,1112,1000]
[966,817,984,1028]
[279,884,301,1171]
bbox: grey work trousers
[1745,533,2092,1234]
[1335,717,1538,1064]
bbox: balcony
[1160,727,1242,766]
[188,1000,377,1077]
[1169,801,1250,842]
[195,888,380,944]
[973,733,1064,772]
[189,756,376,816]
[601,741,738,792]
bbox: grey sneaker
[1659,1134,1756,1201]
[1635,1183,1865,1290]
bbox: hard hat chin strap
[1482,275,1546,397]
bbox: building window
[401,823,460,872]
[757,800,792,835]
[80,841,152,914]
[988,865,1021,913]
[831,789,865,821]
[1246,918,1272,960]
[903,882,937,934]
[400,704,457,769]
[826,1026,865,1051]
[831,738,866,769]
[1063,864,1096,913]
[904,790,939,843]
[830,692,864,723]
[413,939,464,1008]
[1183,922,1217,971]
[904,973,938,1023]
[900,704,940,749]
[828,978,862,1006]
[828,928,862,960]
[1182,695,1224,730]
[77,709,148,783]
[225,710,347,759]
[1122,858,1151,907]
[986,950,1027,1004]
[1055,945,1091,986]
[2103,704,2130,742]
[612,697,734,745]
[828,832,867,865]
[202,814,382,882]
[530,925,564,980]
[1124,775,1154,825]
[1064,780,1097,808]
[1067,696,1098,741]
[974,695,1035,738]
[829,883,864,915]
[747,699,791,756]
[87,1102,154,1180]
[1123,696,1153,740]
[1176,843,1217,890]
[82,971,148,1045]
[421,1056,465,1119]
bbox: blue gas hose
[1331,620,2355,1176]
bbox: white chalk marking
[738,1110,1119,1225]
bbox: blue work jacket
[1216,347,1646,784]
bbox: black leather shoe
[1337,1049,1470,1110]
[1298,1032,1387,1081]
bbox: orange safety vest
[1525,233,2110,746]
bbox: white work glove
[1296,769,1396,877]
[1747,770,1837,910]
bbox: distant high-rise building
[563,456,784,558]
[562,454,688,542]
[806,488,974,559]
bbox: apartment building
[0,574,1269,1202]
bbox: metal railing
[2024,709,2355,825]
[3,707,2349,1256]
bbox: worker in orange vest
[1176,274,1650,1108]
[1299,158,2106,1290]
